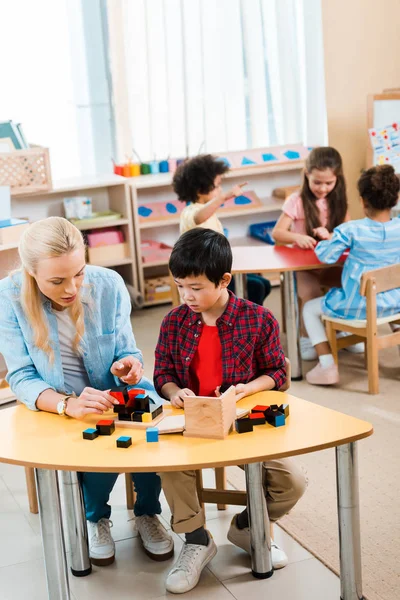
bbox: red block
[127,388,146,398]
[96,419,114,426]
[110,391,125,403]
[251,405,270,413]
[250,412,265,420]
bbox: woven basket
[0,145,52,195]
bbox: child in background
[174,154,271,306]
[154,228,306,594]
[303,164,400,385]
[272,147,352,360]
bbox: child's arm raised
[272,213,317,249]
[315,223,352,263]
[194,182,248,226]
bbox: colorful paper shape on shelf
[233,195,252,205]
[284,150,300,160]
[165,202,178,214]
[220,190,262,212]
[262,153,278,162]
[138,206,153,218]
[220,157,231,167]
[241,156,257,165]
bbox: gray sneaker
[87,518,115,566]
[166,531,217,594]
[135,515,174,561]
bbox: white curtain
[108,0,327,163]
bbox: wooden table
[232,245,343,379]
[0,392,372,600]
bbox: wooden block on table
[235,418,254,434]
[82,428,99,440]
[249,412,266,425]
[116,436,132,448]
[96,419,115,435]
[183,386,237,440]
[114,411,165,429]
[146,427,159,443]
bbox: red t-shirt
[189,325,223,396]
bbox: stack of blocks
[110,386,163,423]
[235,403,289,434]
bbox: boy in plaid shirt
[154,228,306,594]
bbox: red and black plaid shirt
[154,292,286,397]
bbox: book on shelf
[0,121,28,151]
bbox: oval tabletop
[0,392,372,473]
[232,245,346,274]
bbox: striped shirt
[315,217,400,319]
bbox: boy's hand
[234,383,249,402]
[313,226,331,240]
[170,388,195,408]
[110,356,144,385]
[295,234,317,249]
[226,181,248,199]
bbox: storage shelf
[89,257,133,268]
[139,196,283,230]
[11,174,127,198]
[143,298,173,307]
[129,160,304,190]
[143,259,170,268]
[74,218,129,232]
[0,242,19,252]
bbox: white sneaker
[135,515,174,561]
[227,516,288,569]
[166,531,217,594]
[337,332,364,354]
[87,518,115,566]
[300,337,317,361]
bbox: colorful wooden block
[96,419,115,435]
[264,409,285,428]
[278,404,290,417]
[249,412,266,425]
[116,436,132,448]
[235,418,254,434]
[251,405,270,415]
[82,428,99,440]
[142,412,152,423]
[146,427,159,442]
[118,412,133,421]
[132,411,144,422]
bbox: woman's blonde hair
[18,217,86,359]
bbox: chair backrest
[280,357,291,392]
[360,264,400,296]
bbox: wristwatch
[56,394,74,416]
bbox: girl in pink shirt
[272,147,349,360]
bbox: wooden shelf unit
[129,162,304,306]
[8,175,138,290]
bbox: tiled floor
[0,454,340,600]
[0,290,342,599]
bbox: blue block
[275,413,286,427]
[146,427,159,443]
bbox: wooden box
[0,146,52,195]
[183,386,237,440]
[87,242,129,264]
[144,276,171,302]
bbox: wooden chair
[25,468,136,514]
[324,264,400,395]
[196,357,291,510]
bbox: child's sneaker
[166,531,217,594]
[87,518,115,566]
[337,332,364,354]
[227,515,288,569]
[306,363,339,385]
[300,337,317,361]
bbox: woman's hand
[313,226,331,240]
[295,234,317,249]
[170,388,195,408]
[65,387,117,419]
[111,356,144,384]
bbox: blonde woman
[0,217,173,566]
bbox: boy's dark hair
[172,154,230,203]
[357,164,400,210]
[169,228,232,286]
[301,146,348,236]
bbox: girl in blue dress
[303,164,400,385]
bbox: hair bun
[370,164,396,192]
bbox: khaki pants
[161,458,307,534]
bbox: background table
[0,392,372,600]
[232,245,344,379]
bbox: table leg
[234,273,247,300]
[335,443,364,600]
[244,462,273,579]
[282,271,302,380]
[35,468,70,600]
[59,471,92,577]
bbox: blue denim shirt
[0,265,161,410]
